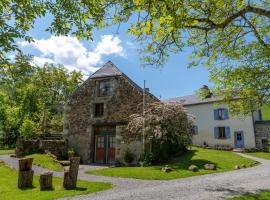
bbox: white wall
[185,103,256,148]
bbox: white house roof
[165,94,222,106]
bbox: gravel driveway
[1,153,270,200]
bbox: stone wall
[254,121,270,149]
[115,125,142,163]
[16,139,68,159]
[64,74,158,163]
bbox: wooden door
[107,135,116,164]
[95,135,106,163]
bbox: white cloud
[19,35,125,73]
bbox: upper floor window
[94,103,104,117]
[214,108,229,120]
[98,80,113,96]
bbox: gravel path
[1,153,270,200]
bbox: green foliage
[139,152,157,166]
[88,147,258,180]
[0,53,83,146]
[127,102,194,161]
[0,162,112,200]
[123,148,135,164]
[19,118,37,139]
[262,105,270,120]
[1,1,269,114]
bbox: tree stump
[19,158,33,171]
[18,158,34,189]
[39,172,53,190]
[63,157,80,189]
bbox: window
[94,103,104,117]
[214,127,230,139]
[98,80,113,96]
[192,125,198,135]
[108,136,116,148]
[214,108,229,120]
[218,127,226,139]
[96,136,104,148]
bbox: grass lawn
[246,152,270,160]
[25,154,64,171]
[229,191,270,200]
[87,147,258,180]
[0,161,112,200]
[0,149,15,155]
[262,105,270,120]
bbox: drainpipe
[142,80,146,154]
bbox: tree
[127,102,194,161]
[0,53,83,146]
[1,0,270,114]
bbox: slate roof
[164,94,222,106]
[90,61,123,78]
[89,61,159,101]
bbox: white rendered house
[166,94,265,149]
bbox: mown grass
[87,147,258,180]
[246,152,270,160]
[0,161,112,200]
[25,153,64,172]
[0,149,15,155]
[229,191,270,200]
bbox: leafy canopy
[0,53,82,146]
[1,0,270,114]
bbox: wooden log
[39,172,53,190]
[18,170,34,188]
[63,157,80,189]
[18,158,33,171]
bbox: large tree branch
[190,5,270,30]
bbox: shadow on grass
[153,150,218,170]
[65,187,87,191]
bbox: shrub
[124,149,135,164]
[139,152,157,166]
[127,102,194,162]
[19,118,37,139]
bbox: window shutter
[224,109,229,119]
[214,109,218,120]
[225,127,231,139]
[214,127,219,139]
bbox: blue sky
[18,15,210,100]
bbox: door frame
[234,131,244,148]
[94,131,116,164]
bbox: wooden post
[18,158,34,189]
[39,172,53,190]
[63,157,80,189]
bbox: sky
[18,15,211,100]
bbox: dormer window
[98,80,113,96]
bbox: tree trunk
[19,158,33,171]
[63,157,80,189]
[18,158,34,189]
[39,172,53,190]
[18,170,34,188]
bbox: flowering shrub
[127,102,194,162]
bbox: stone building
[63,61,158,164]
